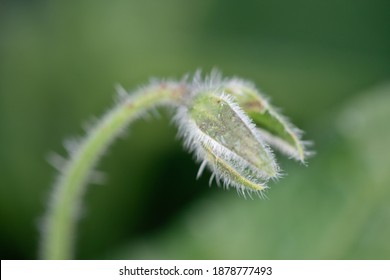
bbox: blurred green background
[1,0,390,259]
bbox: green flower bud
[176,89,279,194]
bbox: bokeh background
[1,0,390,259]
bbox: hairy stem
[40,82,186,259]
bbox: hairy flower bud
[176,88,279,194]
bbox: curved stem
[40,82,186,259]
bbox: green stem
[40,82,186,259]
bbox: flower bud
[176,89,279,193]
